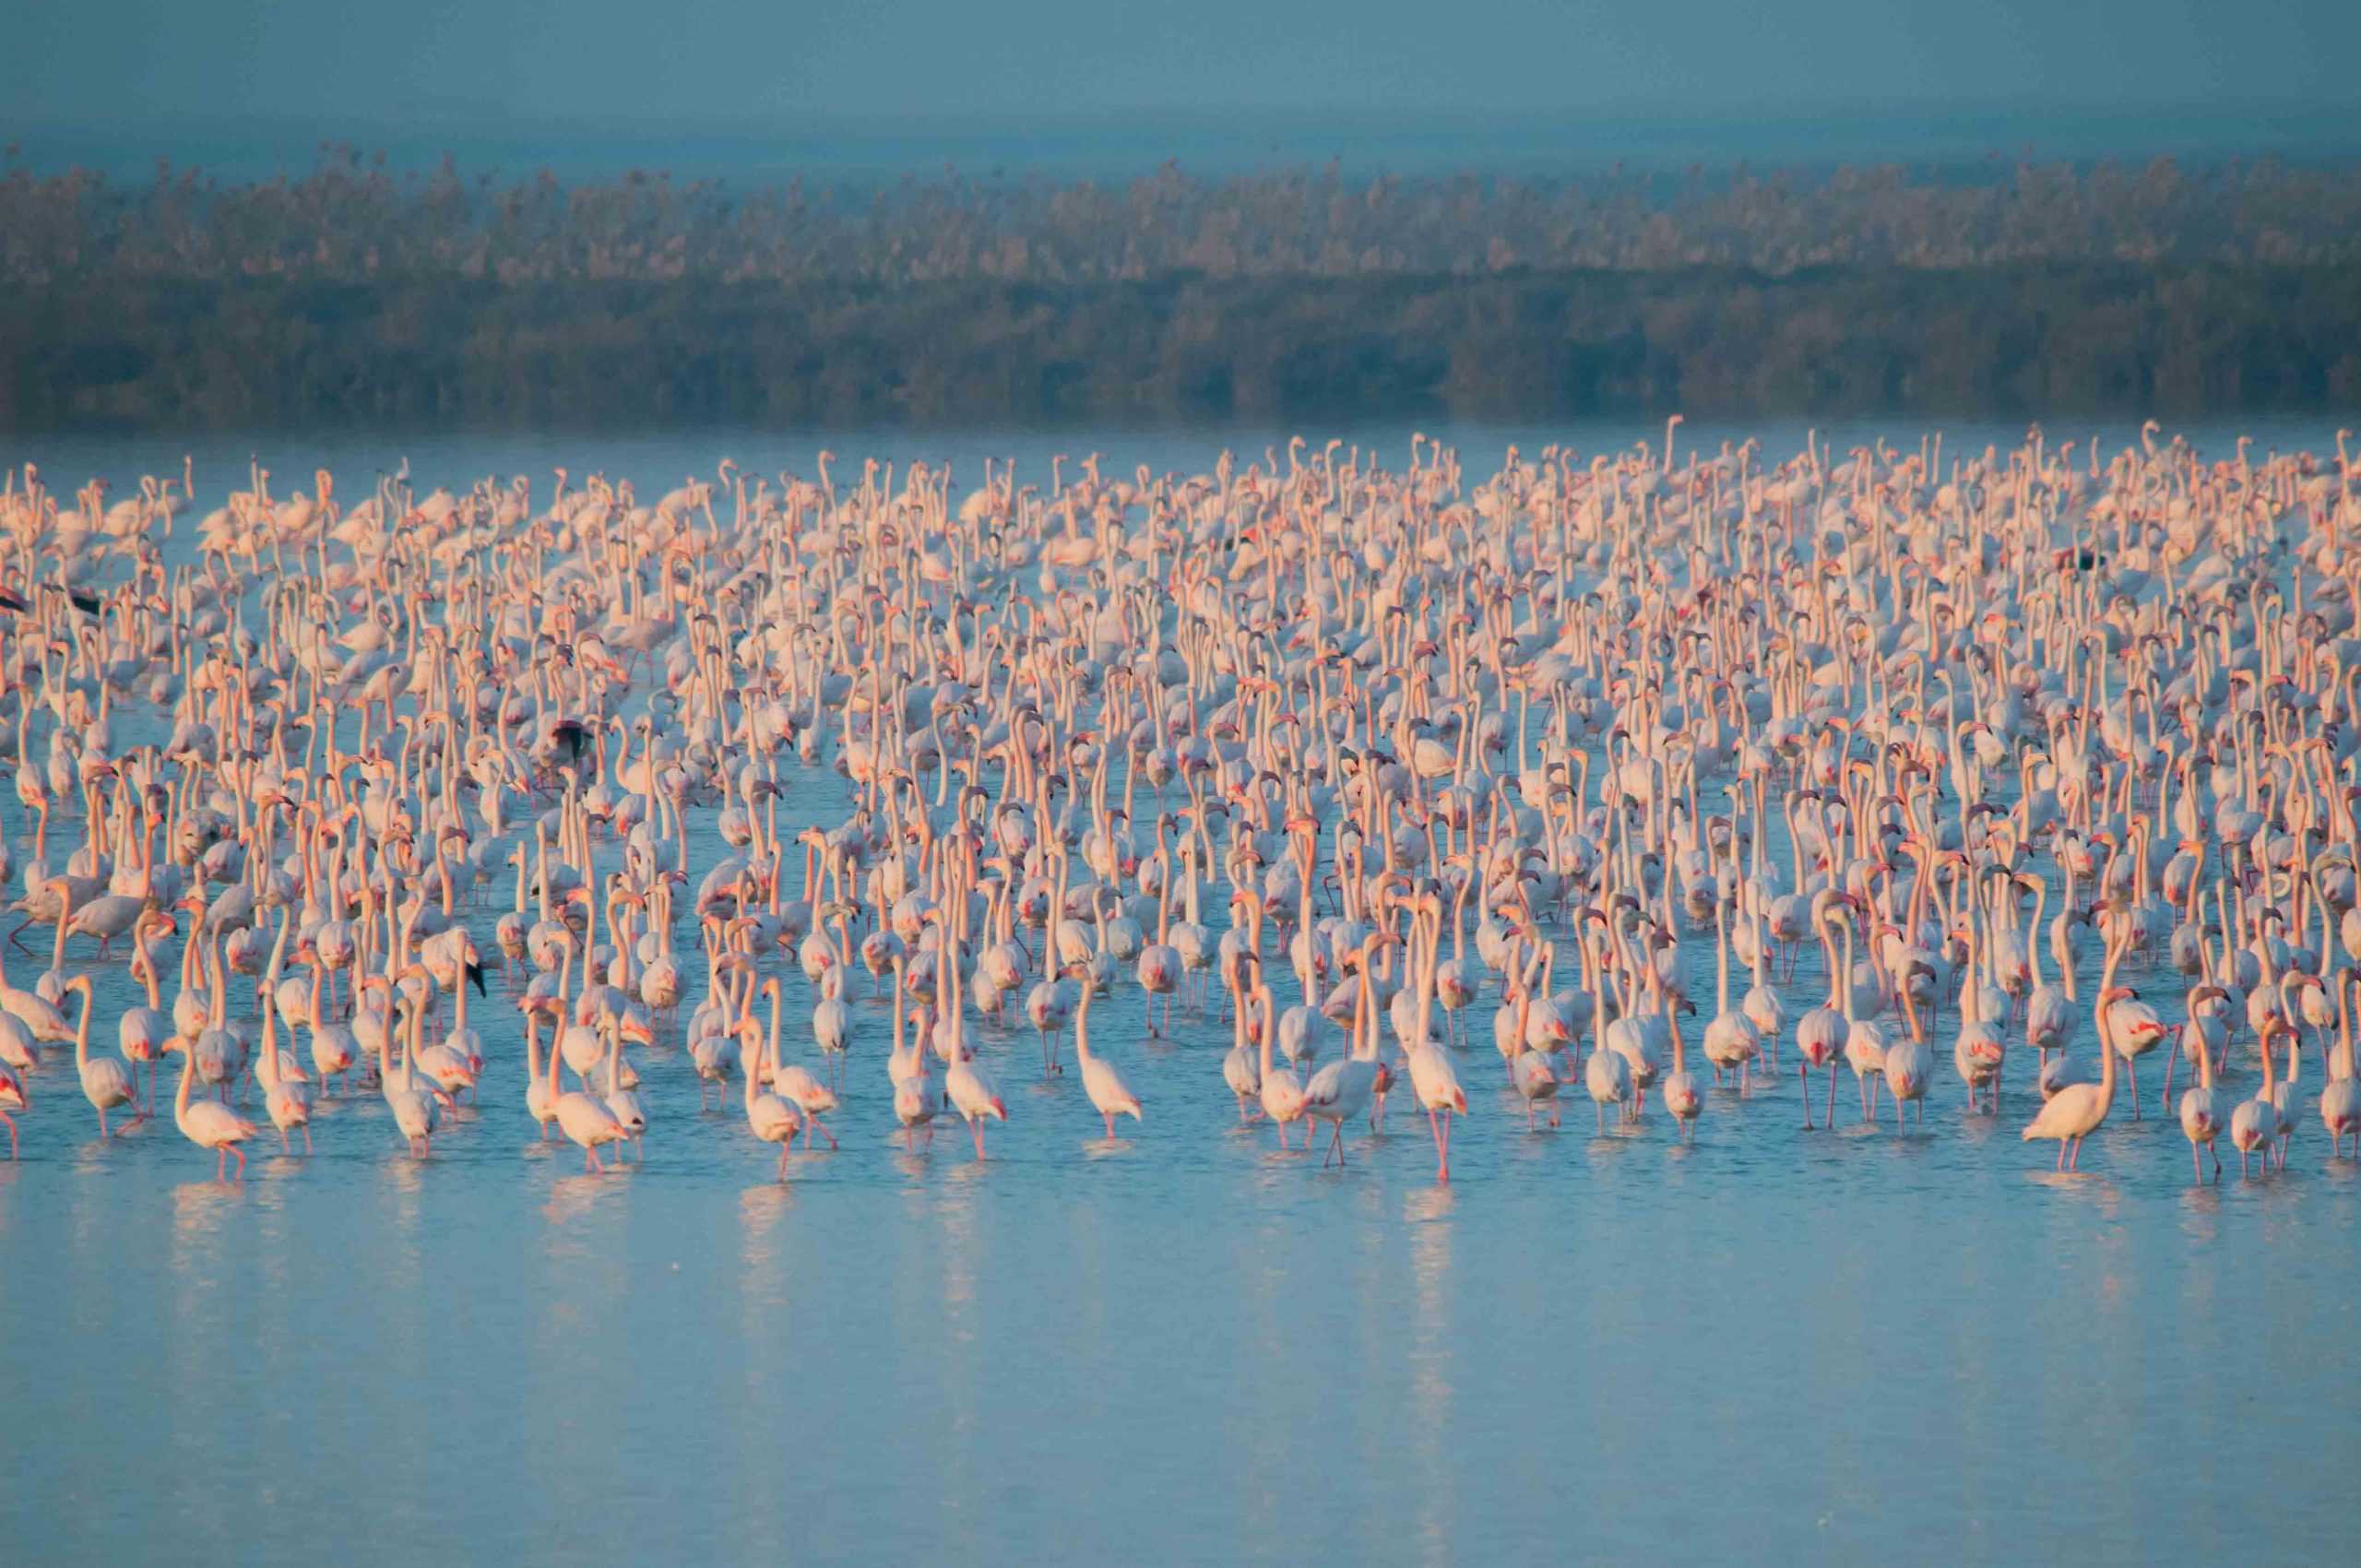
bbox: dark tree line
[3,151,2357,426]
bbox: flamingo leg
[1800,1064,1814,1130]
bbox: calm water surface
[4,419,2356,1566]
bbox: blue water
[3,421,2357,1567]
[16,105,2361,185]
[8,413,2346,504]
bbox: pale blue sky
[12,0,2359,177]
[18,0,2359,122]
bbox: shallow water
[4,419,2358,1567]
[10,412,2347,505]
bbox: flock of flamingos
[2,420,2359,1187]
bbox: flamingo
[762,977,838,1150]
[1702,899,1762,1093]
[1069,963,1143,1139]
[2022,930,2127,1170]
[3,431,2358,1224]
[741,1019,805,1179]
[1302,932,1392,1167]
[1220,954,1264,1123]
[888,955,942,1152]
[68,975,137,1136]
[523,1004,559,1141]
[382,997,443,1158]
[1399,909,1467,1175]
[1792,899,1848,1129]
[1256,978,1309,1148]
[256,989,314,1155]
[1884,968,1935,1130]
[2179,986,2225,1180]
[2321,972,2361,1159]
[943,1029,1008,1159]
[2230,1016,2290,1177]
[548,992,624,1172]
[162,1034,257,1180]
[0,1058,25,1158]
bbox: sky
[12,0,2361,173]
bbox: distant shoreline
[6,266,2355,429]
[6,158,2357,428]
